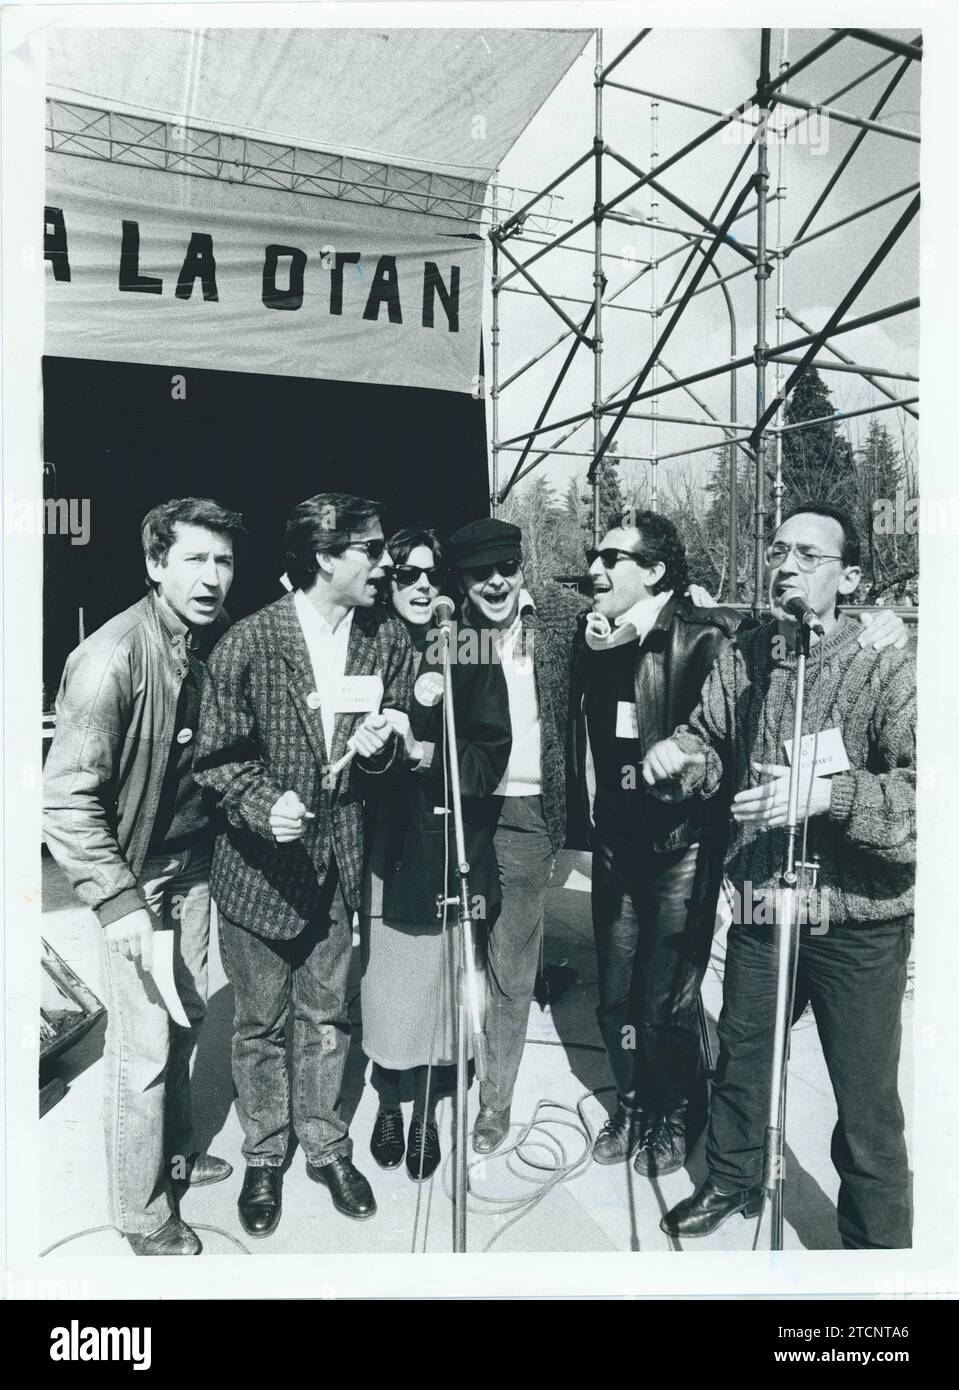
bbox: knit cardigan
[668,615,915,924]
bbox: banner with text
[44,153,484,393]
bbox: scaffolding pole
[752,29,773,611]
[592,29,604,544]
[772,31,790,530]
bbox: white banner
[44,154,485,393]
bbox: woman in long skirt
[360,528,511,1180]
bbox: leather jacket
[43,592,224,926]
[568,594,747,852]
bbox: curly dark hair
[620,510,689,595]
[386,527,445,575]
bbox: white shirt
[585,589,674,651]
[293,589,354,755]
[494,590,542,797]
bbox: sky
[489,27,921,505]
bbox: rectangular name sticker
[616,701,640,740]
[783,727,851,775]
[333,675,384,714]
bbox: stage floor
[38,850,913,1259]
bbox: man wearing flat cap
[446,518,584,1153]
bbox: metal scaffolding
[488,28,920,608]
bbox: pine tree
[581,443,626,546]
[777,368,858,517]
[854,419,916,601]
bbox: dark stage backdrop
[42,354,489,702]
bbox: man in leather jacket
[43,497,246,1255]
[569,511,743,1177]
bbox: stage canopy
[46,26,591,182]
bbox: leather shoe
[660,1177,764,1238]
[406,1113,441,1182]
[632,1107,686,1178]
[370,1109,405,1169]
[126,1214,201,1256]
[472,1106,511,1155]
[307,1156,377,1220]
[169,1151,234,1188]
[592,1102,648,1165]
[238,1164,282,1238]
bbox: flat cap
[446,518,522,571]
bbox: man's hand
[104,908,155,969]
[686,584,717,609]
[382,708,424,764]
[351,713,393,759]
[642,738,706,800]
[731,761,832,828]
[856,608,907,651]
[270,789,313,843]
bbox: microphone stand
[434,615,487,1254]
[761,617,810,1249]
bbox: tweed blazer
[194,593,413,938]
[521,582,589,853]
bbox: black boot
[406,1113,441,1182]
[237,1165,282,1238]
[660,1177,763,1237]
[632,1105,687,1178]
[370,1109,405,1169]
[592,1102,647,1165]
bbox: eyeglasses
[341,538,388,562]
[585,547,649,570]
[393,563,439,589]
[765,541,844,572]
[467,558,521,581]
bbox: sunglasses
[585,547,649,570]
[341,538,388,562]
[393,563,440,589]
[467,558,521,582]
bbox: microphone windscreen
[433,595,456,622]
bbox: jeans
[706,916,912,1249]
[591,829,719,1128]
[217,865,354,1169]
[480,796,555,1114]
[99,842,211,1235]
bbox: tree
[580,443,626,547]
[777,368,858,518]
[854,418,917,603]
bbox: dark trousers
[217,866,354,1169]
[591,828,720,1130]
[707,917,912,1249]
[480,796,555,1113]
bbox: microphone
[782,593,825,637]
[433,595,456,627]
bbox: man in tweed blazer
[195,493,413,1235]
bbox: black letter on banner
[422,263,460,332]
[44,207,71,281]
[329,252,361,315]
[363,256,402,324]
[176,232,219,301]
[263,245,306,311]
[119,220,163,294]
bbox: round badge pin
[414,671,444,707]
[176,728,193,745]
[306,692,322,710]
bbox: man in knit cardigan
[645,504,915,1249]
